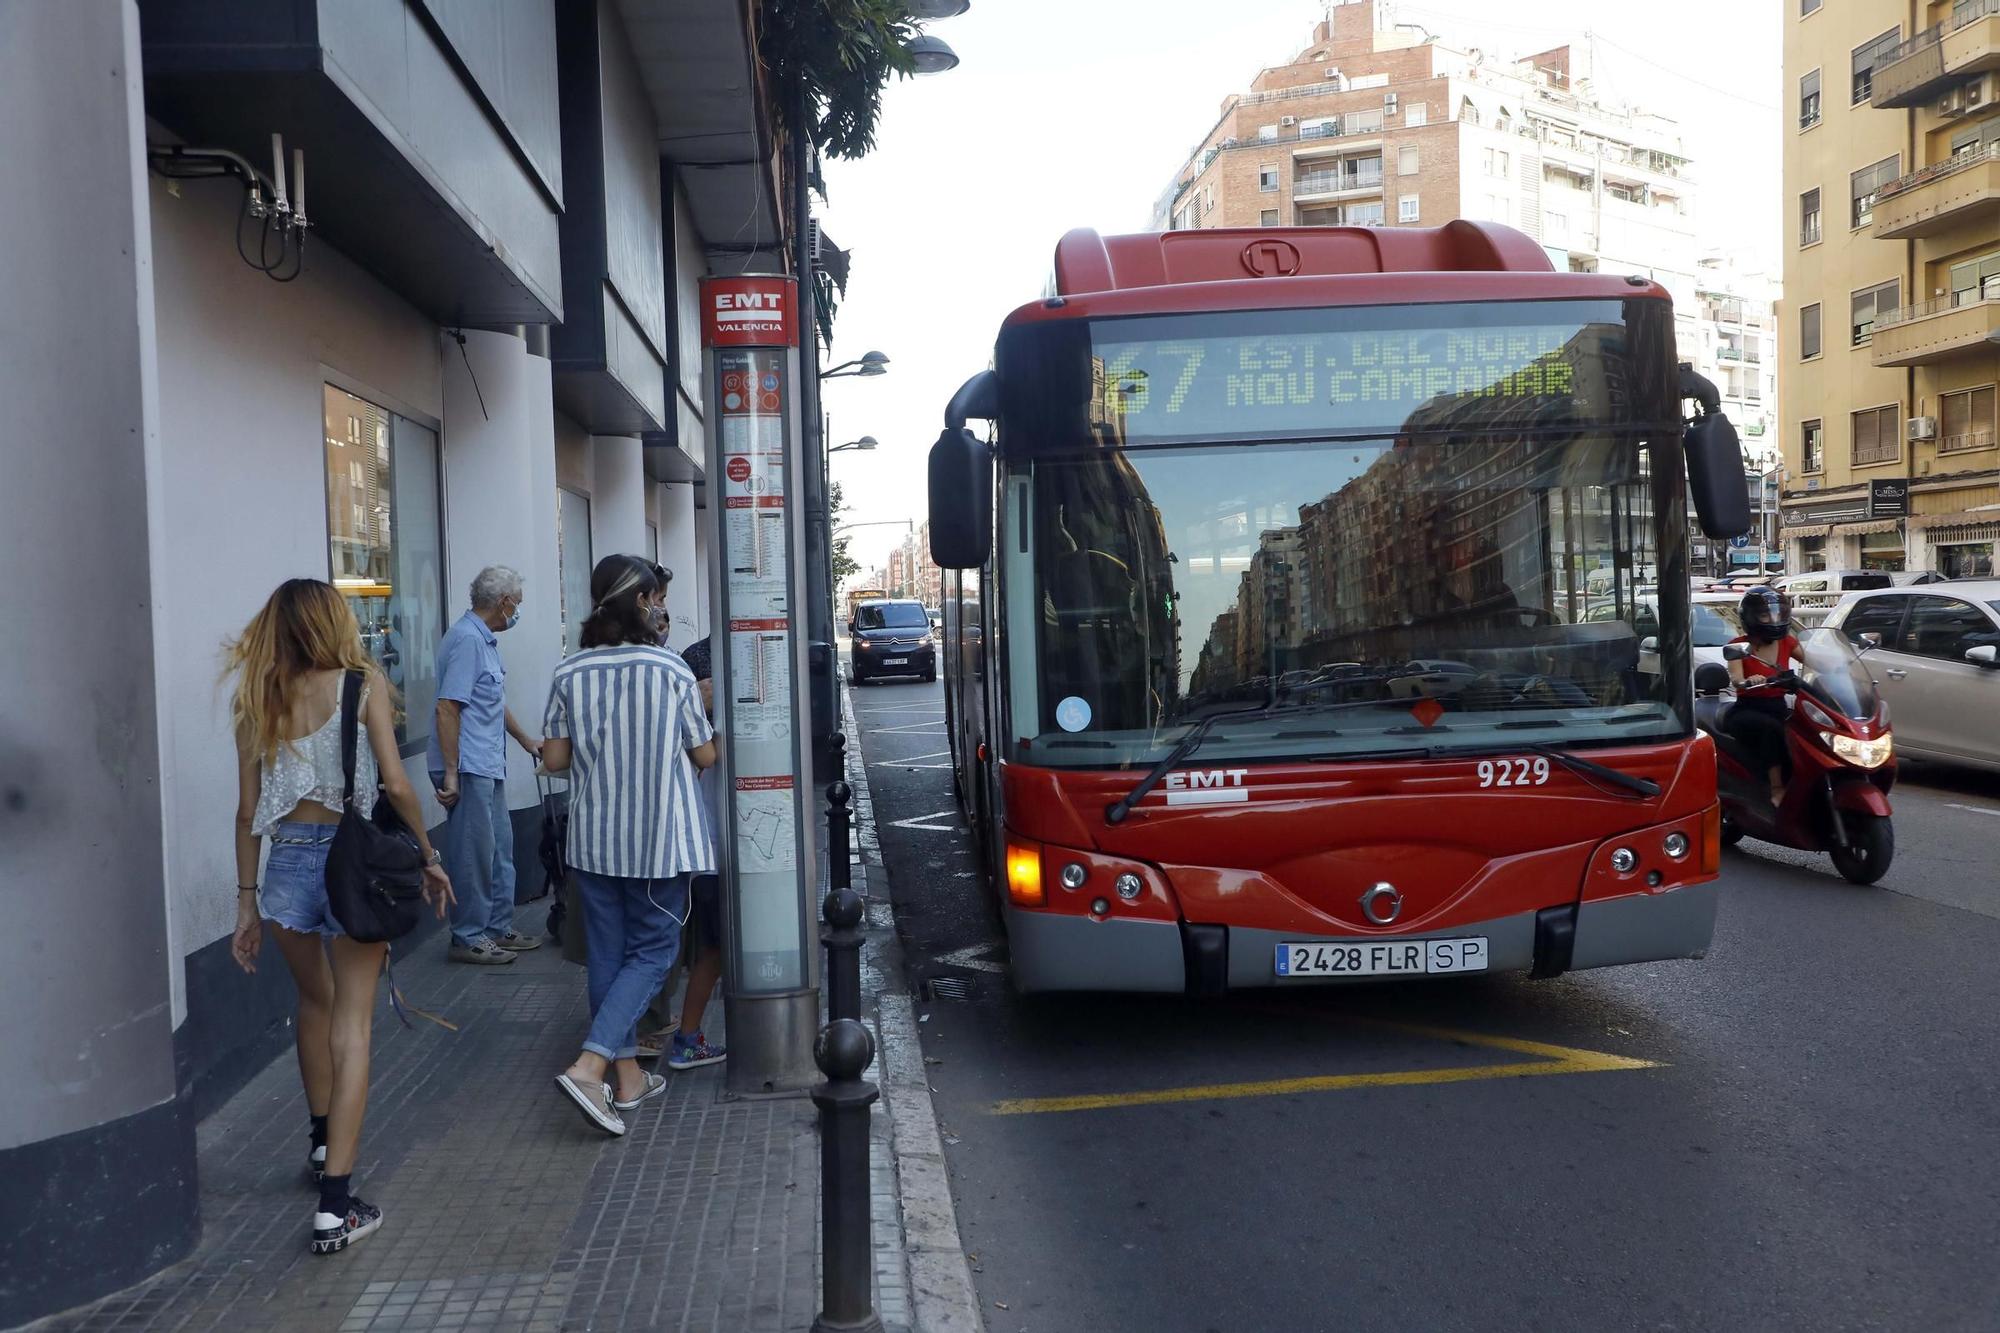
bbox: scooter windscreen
[1794,627,1880,720]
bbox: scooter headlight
[1820,731,1893,769]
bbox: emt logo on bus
[702,276,795,347]
[1164,768,1249,806]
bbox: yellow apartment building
[1781,0,2000,578]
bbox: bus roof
[1052,220,1553,295]
[1016,222,1669,328]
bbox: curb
[842,680,986,1333]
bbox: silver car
[1821,580,2000,772]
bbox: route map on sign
[732,778,796,873]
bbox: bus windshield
[1005,429,1687,768]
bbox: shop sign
[1867,478,1909,519]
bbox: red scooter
[1694,630,1897,884]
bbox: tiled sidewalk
[38,736,944,1332]
[42,923,824,1333]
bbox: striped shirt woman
[543,554,717,1136]
[546,645,715,878]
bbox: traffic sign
[1730,535,1750,549]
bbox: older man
[429,565,544,964]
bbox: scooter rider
[1726,586,1801,806]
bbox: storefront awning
[1831,519,1902,536]
[1782,523,1831,539]
[1911,509,2000,529]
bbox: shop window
[1937,540,1995,579]
[1850,404,1899,467]
[1797,535,1826,572]
[1801,418,1824,474]
[1800,303,1821,360]
[558,488,593,655]
[1850,278,1898,345]
[323,383,443,753]
[1939,385,1996,453]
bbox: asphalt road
[848,672,2000,1333]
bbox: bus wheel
[1830,814,1893,885]
[1719,813,1745,847]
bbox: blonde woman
[224,578,452,1255]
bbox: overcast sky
[819,0,1782,577]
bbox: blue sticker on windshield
[1055,696,1092,733]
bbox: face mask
[650,605,668,632]
[503,607,521,631]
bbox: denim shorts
[259,821,343,936]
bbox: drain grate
[927,976,973,1002]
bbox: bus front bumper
[1002,885,1717,994]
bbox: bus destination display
[1088,312,1626,442]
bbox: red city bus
[927,222,1751,992]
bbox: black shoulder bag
[325,670,426,942]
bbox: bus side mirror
[929,426,993,569]
[1683,412,1752,539]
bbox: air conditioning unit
[1938,78,1989,117]
[1968,75,1991,110]
[1908,415,1938,441]
[1324,67,1344,83]
[1385,92,1399,113]
[1280,115,1298,126]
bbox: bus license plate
[882,657,908,666]
[1274,937,1489,978]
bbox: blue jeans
[437,772,517,948]
[574,869,687,1060]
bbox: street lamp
[821,350,889,380]
[905,33,960,74]
[833,518,913,538]
[909,0,970,16]
[830,436,877,453]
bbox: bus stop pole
[702,268,822,1097]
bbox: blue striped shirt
[544,645,716,879]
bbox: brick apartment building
[1151,0,1703,338]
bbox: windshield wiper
[1104,704,1274,825]
[1526,742,1660,799]
[1105,697,1426,824]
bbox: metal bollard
[827,777,852,896]
[822,885,864,1026]
[810,1017,882,1333]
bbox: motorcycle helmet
[1739,585,1791,643]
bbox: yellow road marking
[987,1019,1660,1117]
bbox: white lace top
[252,681,378,834]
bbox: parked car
[1626,593,1745,678]
[1822,580,2000,773]
[1775,570,1894,627]
[849,598,938,684]
[1887,570,1945,586]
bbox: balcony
[1873,144,2000,237]
[1870,290,2000,366]
[1294,165,1383,200]
[1871,0,2000,108]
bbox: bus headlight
[1821,732,1893,769]
[1662,832,1689,860]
